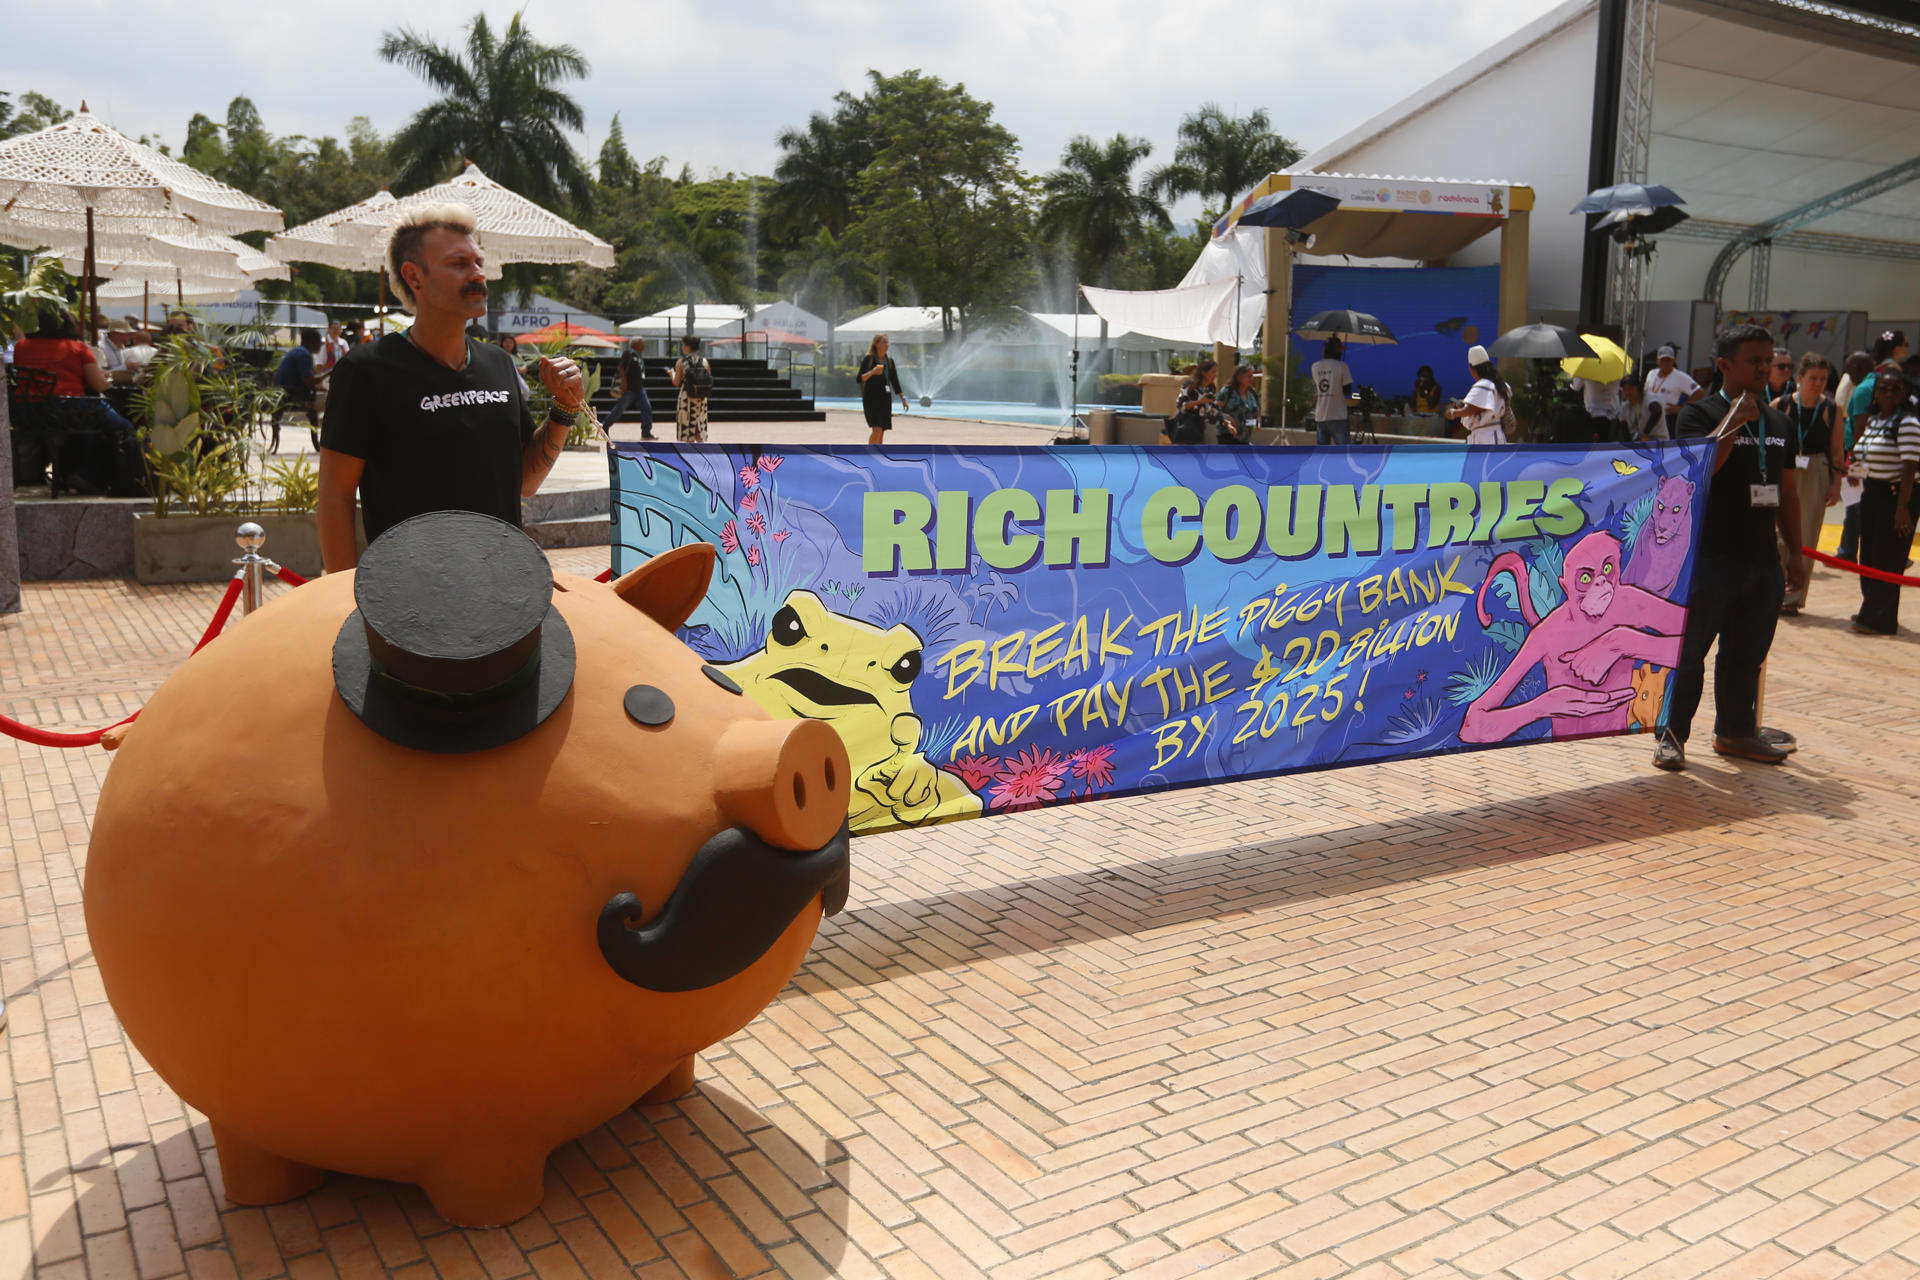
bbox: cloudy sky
[5,0,1568,203]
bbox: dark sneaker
[1850,616,1883,636]
[1713,734,1789,764]
[1780,603,1800,616]
[1653,733,1686,772]
[1758,726,1797,753]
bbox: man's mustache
[595,821,850,993]
[462,283,489,298]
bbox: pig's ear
[611,543,716,631]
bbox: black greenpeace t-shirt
[1676,391,1792,563]
[321,334,537,545]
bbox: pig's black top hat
[332,511,576,754]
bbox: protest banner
[612,442,1716,835]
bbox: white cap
[1467,344,1490,366]
[1657,345,1677,359]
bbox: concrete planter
[133,512,326,585]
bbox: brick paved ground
[4,549,1919,1279]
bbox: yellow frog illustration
[718,590,984,832]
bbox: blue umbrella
[1571,183,1684,215]
[1235,188,1340,231]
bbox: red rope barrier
[594,567,614,582]
[274,565,310,587]
[1802,546,1920,588]
[0,575,248,748]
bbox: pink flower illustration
[757,455,784,472]
[746,513,766,535]
[952,755,1004,791]
[740,492,759,513]
[747,545,762,567]
[990,747,1069,812]
[771,530,792,543]
[1068,744,1116,788]
[739,465,760,490]
[720,520,740,554]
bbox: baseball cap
[1657,345,1676,359]
[1466,344,1490,366]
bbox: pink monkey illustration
[1461,530,1686,743]
[1623,475,1695,598]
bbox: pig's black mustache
[596,821,850,993]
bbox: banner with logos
[611,441,1716,835]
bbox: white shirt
[96,338,126,372]
[1570,377,1620,419]
[1461,378,1507,445]
[1645,367,1700,416]
[1310,359,1351,422]
[318,335,350,379]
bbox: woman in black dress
[858,334,908,445]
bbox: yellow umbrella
[1562,336,1631,382]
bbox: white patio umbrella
[65,232,287,326]
[264,189,400,272]
[356,163,616,269]
[0,103,282,340]
[265,166,606,317]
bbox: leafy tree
[1,90,72,138]
[779,227,873,363]
[1146,104,1302,213]
[1039,134,1169,288]
[598,113,641,192]
[378,12,593,211]
[853,70,1034,336]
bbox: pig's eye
[702,664,743,695]
[624,684,675,727]
[888,650,923,685]
[771,604,807,646]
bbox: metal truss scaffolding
[1704,152,1920,310]
[1607,0,1659,361]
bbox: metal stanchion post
[235,522,267,615]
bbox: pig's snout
[713,718,848,852]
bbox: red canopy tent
[517,320,619,348]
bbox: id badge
[1751,484,1780,508]
[1795,454,1811,470]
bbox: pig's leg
[638,1055,697,1104]
[417,1144,550,1228]
[211,1122,325,1204]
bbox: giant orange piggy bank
[83,512,850,1226]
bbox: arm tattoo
[526,419,565,477]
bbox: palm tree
[1146,105,1302,213]
[379,12,593,211]
[770,94,873,240]
[1040,134,1170,288]
[1041,135,1168,368]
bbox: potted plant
[130,318,335,583]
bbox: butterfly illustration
[1612,459,1641,476]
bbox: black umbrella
[1486,324,1598,361]
[1571,183,1684,215]
[1597,205,1690,240]
[1295,309,1396,344]
[1235,188,1340,232]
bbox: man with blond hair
[317,203,586,571]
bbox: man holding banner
[1658,324,1806,771]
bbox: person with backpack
[610,337,656,441]
[670,334,711,443]
[858,333,909,445]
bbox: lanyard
[1721,393,1774,482]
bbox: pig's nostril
[824,756,837,792]
[792,772,806,810]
